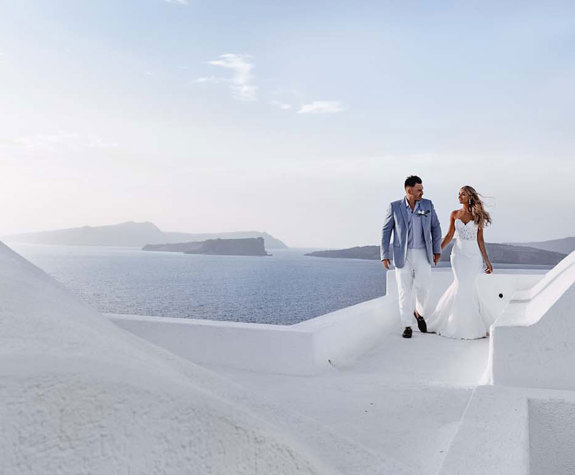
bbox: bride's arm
[477,227,493,273]
[441,211,457,250]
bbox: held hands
[384,255,441,268]
[433,253,441,266]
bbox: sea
[10,244,387,325]
[10,243,552,326]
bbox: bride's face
[458,188,469,204]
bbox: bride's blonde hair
[462,185,492,228]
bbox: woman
[427,186,494,339]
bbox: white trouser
[394,248,432,328]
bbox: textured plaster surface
[0,242,330,474]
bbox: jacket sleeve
[381,203,394,260]
[430,202,442,255]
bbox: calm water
[10,244,387,325]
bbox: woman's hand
[485,261,493,274]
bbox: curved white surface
[0,242,327,474]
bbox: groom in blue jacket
[381,175,442,338]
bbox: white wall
[110,315,319,375]
[109,295,397,376]
[109,269,541,375]
[490,252,575,390]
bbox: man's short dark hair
[404,175,422,188]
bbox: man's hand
[433,253,441,265]
[382,259,391,270]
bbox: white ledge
[108,269,542,376]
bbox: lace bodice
[455,219,478,241]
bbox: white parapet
[108,295,399,376]
[489,251,575,390]
[109,268,541,375]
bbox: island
[508,236,575,255]
[143,237,270,256]
[306,242,566,265]
[3,221,287,249]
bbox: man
[381,175,442,338]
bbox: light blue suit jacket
[380,198,442,268]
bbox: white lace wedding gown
[427,219,494,339]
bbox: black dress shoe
[402,327,412,339]
[414,311,427,333]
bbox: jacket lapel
[419,201,428,229]
[399,199,409,229]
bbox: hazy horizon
[1,1,574,248]
[4,218,574,250]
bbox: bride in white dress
[427,186,494,339]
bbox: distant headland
[3,222,287,249]
[507,236,575,255]
[305,239,571,266]
[143,237,269,257]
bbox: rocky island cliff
[143,237,269,256]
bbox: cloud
[195,76,226,84]
[164,0,190,5]
[205,53,257,101]
[270,101,293,110]
[297,101,344,114]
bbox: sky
[0,0,574,248]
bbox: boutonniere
[416,209,430,217]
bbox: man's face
[406,183,424,201]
